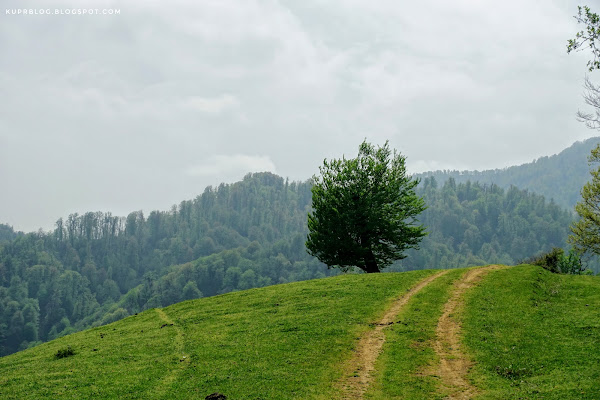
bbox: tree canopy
[569,146,600,255]
[306,140,426,273]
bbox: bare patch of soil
[431,265,506,399]
[337,270,449,399]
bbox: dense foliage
[415,137,599,210]
[0,172,576,356]
[524,247,587,275]
[307,141,426,273]
[393,177,574,271]
[0,224,20,244]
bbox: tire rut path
[337,270,450,399]
[431,265,507,399]
[152,308,190,398]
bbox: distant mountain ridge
[415,137,600,210]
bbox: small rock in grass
[205,393,227,400]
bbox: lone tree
[306,140,426,273]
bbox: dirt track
[431,265,506,399]
[337,270,449,399]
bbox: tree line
[395,177,573,271]
[0,172,576,356]
[415,137,598,210]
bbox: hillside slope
[416,137,600,210]
[1,266,598,399]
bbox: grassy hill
[0,266,598,399]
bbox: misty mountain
[415,137,600,210]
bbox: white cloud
[184,94,239,114]
[0,0,595,231]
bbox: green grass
[0,269,436,400]
[0,309,178,399]
[462,265,600,399]
[366,268,466,400]
[2,265,598,399]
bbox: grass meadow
[462,265,600,399]
[0,265,598,399]
[0,270,436,399]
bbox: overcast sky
[1,0,599,232]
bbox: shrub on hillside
[54,346,75,359]
[525,247,563,273]
[526,248,588,275]
[558,249,588,275]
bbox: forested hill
[0,172,574,356]
[397,178,572,270]
[415,137,600,210]
[0,173,330,357]
[0,224,21,243]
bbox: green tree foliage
[567,5,600,71]
[525,247,587,275]
[569,146,600,255]
[306,141,426,273]
[393,178,574,271]
[0,224,20,244]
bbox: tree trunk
[364,250,380,273]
